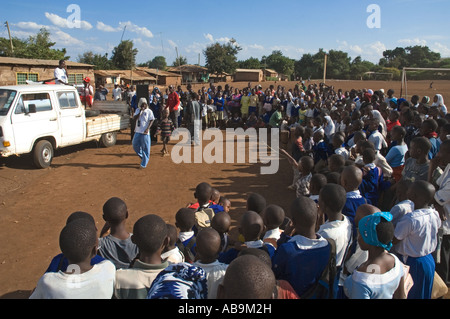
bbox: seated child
[318,184,354,297]
[340,164,367,231]
[30,219,116,299]
[193,228,229,299]
[115,214,170,299]
[272,196,334,298]
[328,154,346,174]
[393,180,441,299]
[175,208,197,263]
[385,126,408,182]
[211,211,233,253]
[218,197,231,213]
[219,211,275,264]
[326,171,341,184]
[359,148,384,207]
[309,173,327,203]
[420,118,440,159]
[261,204,285,248]
[98,197,139,269]
[295,156,315,198]
[332,132,349,161]
[161,224,184,264]
[45,211,105,273]
[246,192,267,214]
[312,130,331,172]
[344,212,405,299]
[401,136,431,183]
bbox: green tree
[173,55,188,67]
[111,40,138,70]
[203,39,241,76]
[350,56,376,80]
[0,28,68,60]
[139,56,167,70]
[238,57,261,69]
[77,51,112,70]
[262,50,295,77]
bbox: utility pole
[5,21,14,54]
[323,53,328,84]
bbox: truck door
[11,92,59,154]
[57,91,84,146]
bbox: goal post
[401,67,450,99]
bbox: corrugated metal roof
[0,56,93,68]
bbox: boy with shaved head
[217,254,276,299]
[98,197,138,269]
[193,228,228,299]
[272,196,333,298]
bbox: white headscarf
[371,110,387,137]
[432,94,445,107]
[138,97,148,109]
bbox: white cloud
[45,12,92,30]
[119,21,153,38]
[96,21,120,32]
[398,38,427,46]
[431,42,450,57]
[14,21,46,30]
[204,33,214,42]
[51,30,85,47]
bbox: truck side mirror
[28,104,37,113]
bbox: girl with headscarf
[432,94,447,118]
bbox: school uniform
[98,234,139,269]
[390,199,414,227]
[193,260,228,299]
[359,163,383,207]
[218,239,275,264]
[114,259,169,299]
[161,247,184,265]
[368,130,388,152]
[394,207,441,299]
[342,190,367,226]
[177,231,197,263]
[343,253,404,299]
[30,260,116,299]
[272,234,331,298]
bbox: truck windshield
[0,90,17,116]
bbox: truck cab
[0,85,129,168]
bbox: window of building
[68,74,84,85]
[16,73,39,85]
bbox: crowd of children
[29,82,450,300]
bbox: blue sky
[2,0,450,66]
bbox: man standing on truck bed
[54,60,70,85]
[132,97,155,169]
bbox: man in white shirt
[54,60,70,85]
[132,98,155,169]
[112,84,122,101]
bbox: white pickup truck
[0,84,130,168]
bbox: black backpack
[300,237,337,299]
[176,237,196,264]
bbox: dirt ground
[0,79,448,299]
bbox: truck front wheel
[100,132,117,148]
[33,140,53,169]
